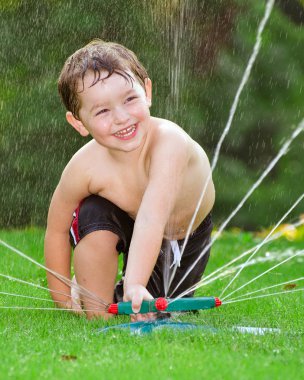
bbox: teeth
[114,125,136,137]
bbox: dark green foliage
[1,0,303,228]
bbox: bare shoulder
[59,139,105,199]
[62,140,92,179]
[151,117,190,142]
[149,117,206,163]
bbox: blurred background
[1,0,303,230]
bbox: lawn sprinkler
[107,296,222,315]
[98,297,222,334]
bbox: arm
[124,131,189,311]
[44,161,90,309]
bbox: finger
[72,300,82,309]
[135,313,145,322]
[73,304,84,315]
[65,300,72,309]
[130,313,143,322]
[73,309,85,316]
[132,294,143,314]
[146,312,157,320]
[143,290,154,301]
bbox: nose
[113,106,129,125]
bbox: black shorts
[70,195,213,302]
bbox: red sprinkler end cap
[107,303,118,314]
[155,297,168,311]
[215,298,222,307]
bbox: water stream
[169,119,304,298]
[166,0,276,294]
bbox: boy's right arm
[44,163,90,310]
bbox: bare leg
[73,230,119,319]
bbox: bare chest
[89,165,149,218]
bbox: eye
[126,96,137,103]
[95,109,109,116]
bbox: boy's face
[66,70,152,153]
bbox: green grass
[0,227,303,380]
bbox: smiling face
[66,70,152,153]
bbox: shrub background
[1,0,303,229]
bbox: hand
[65,298,84,315]
[68,275,84,315]
[130,312,157,322]
[123,284,156,321]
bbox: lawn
[0,226,303,380]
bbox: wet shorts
[70,195,213,302]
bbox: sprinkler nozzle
[215,297,222,307]
[107,303,118,314]
[155,297,168,311]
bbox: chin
[120,140,142,152]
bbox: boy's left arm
[124,132,189,312]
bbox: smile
[114,124,137,140]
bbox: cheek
[89,119,110,136]
[95,113,112,126]
[133,104,150,121]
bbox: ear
[66,112,90,137]
[144,78,152,107]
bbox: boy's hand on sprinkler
[123,284,156,321]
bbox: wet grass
[0,227,303,380]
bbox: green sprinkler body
[107,297,221,315]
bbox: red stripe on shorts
[71,201,83,244]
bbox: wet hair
[58,39,149,119]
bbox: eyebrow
[90,103,106,113]
[90,89,137,113]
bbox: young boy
[45,39,215,320]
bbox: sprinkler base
[97,319,218,335]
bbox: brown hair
[58,39,149,118]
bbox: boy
[45,39,215,320]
